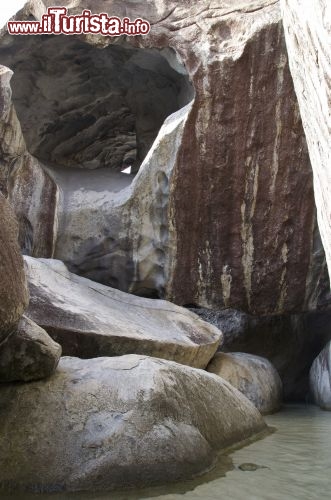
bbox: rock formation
[0,355,266,493]
[0,0,329,315]
[0,316,61,382]
[207,352,282,414]
[281,0,331,279]
[310,341,331,410]
[0,64,58,258]
[0,0,330,492]
[193,307,331,401]
[24,257,222,368]
[0,192,28,339]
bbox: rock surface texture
[0,0,329,315]
[193,307,331,401]
[281,0,331,279]
[0,64,58,257]
[310,341,331,410]
[207,352,282,414]
[24,257,222,368]
[0,315,61,382]
[0,192,28,340]
[0,355,266,493]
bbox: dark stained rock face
[169,19,327,315]
[0,0,329,316]
[0,315,61,382]
[0,192,29,341]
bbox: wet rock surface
[0,355,266,493]
[207,352,282,414]
[24,257,222,368]
[0,315,61,382]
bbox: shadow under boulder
[192,307,331,402]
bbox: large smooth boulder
[24,257,222,368]
[0,355,266,493]
[310,341,331,410]
[207,352,282,414]
[0,315,61,382]
[0,192,28,340]
[1,0,329,315]
[281,0,331,279]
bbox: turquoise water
[3,405,330,500]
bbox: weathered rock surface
[24,257,222,368]
[0,192,28,340]
[193,307,331,402]
[0,355,266,493]
[8,153,58,257]
[207,352,282,414]
[0,315,61,382]
[191,308,250,347]
[1,35,192,172]
[50,102,193,295]
[1,0,329,316]
[0,66,25,171]
[310,341,331,410]
[281,0,331,279]
[0,64,58,257]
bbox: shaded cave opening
[0,34,194,183]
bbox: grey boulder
[0,355,266,493]
[207,352,283,414]
[310,341,331,410]
[0,315,61,382]
[24,257,222,368]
